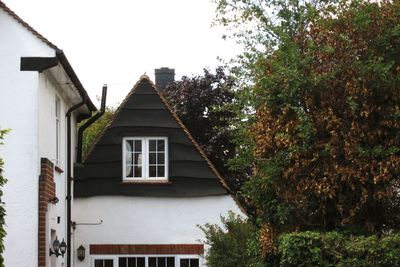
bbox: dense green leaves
[80,107,115,160]
[215,0,400,261]
[279,231,400,267]
[199,212,263,267]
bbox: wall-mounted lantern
[49,237,67,257]
[77,245,85,261]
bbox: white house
[0,2,243,266]
[0,2,96,267]
[73,75,243,267]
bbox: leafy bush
[80,106,115,160]
[199,212,263,267]
[278,231,400,267]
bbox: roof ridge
[0,1,60,51]
[83,76,232,194]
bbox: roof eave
[55,50,97,113]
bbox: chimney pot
[155,67,175,89]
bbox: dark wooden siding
[74,78,227,197]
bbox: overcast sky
[4,0,242,106]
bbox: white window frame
[176,255,203,267]
[91,254,202,267]
[122,137,168,181]
[91,255,117,267]
[55,96,61,165]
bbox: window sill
[120,179,171,185]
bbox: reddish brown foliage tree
[250,0,400,237]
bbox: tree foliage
[0,128,9,266]
[80,107,115,160]
[163,67,248,192]
[199,212,263,267]
[215,0,400,259]
[279,231,400,267]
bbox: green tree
[80,107,115,160]
[0,128,9,266]
[216,0,400,259]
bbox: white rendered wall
[38,72,73,267]
[73,195,243,267]
[0,7,55,267]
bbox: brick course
[38,158,56,267]
[90,244,204,255]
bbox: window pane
[157,140,165,151]
[149,153,156,164]
[157,166,165,177]
[134,153,142,165]
[157,153,165,164]
[137,258,145,267]
[95,259,103,267]
[105,259,114,267]
[126,165,133,177]
[134,166,142,177]
[127,258,135,267]
[149,140,157,151]
[126,152,133,165]
[180,259,189,267]
[55,98,60,117]
[158,257,166,266]
[126,140,133,152]
[119,258,127,267]
[149,257,156,267]
[190,259,199,267]
[167,257,175,267]
[149,166,156,177]
[134,140,142,152]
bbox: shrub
[199,212,263,267]
[278,231,400,267]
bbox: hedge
[279,231,400,267]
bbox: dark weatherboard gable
[74,76,229,197]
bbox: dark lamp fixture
[49,237,67,257]
[77,245,85,261]
[59,239,67,255]
[48,196,59,204]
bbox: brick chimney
[155,67,175,89]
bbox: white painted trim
[90,255,117,267]
[122,137,168,181]
[90,254,202,267]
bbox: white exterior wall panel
[0,7,55,267]
[73,195,243,267]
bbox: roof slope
[75,76,230,197]
[0,1,96,112]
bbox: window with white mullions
[123,137,168,180]
[94,259,114,267]
[125,140,143,178]
[148,257,175,267]
[119,257,146,267]
[179,259,199,267]
[55,96,61,165]
[148,139,165,178]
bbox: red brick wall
[90,244,204,255]
[38,158,56,267]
